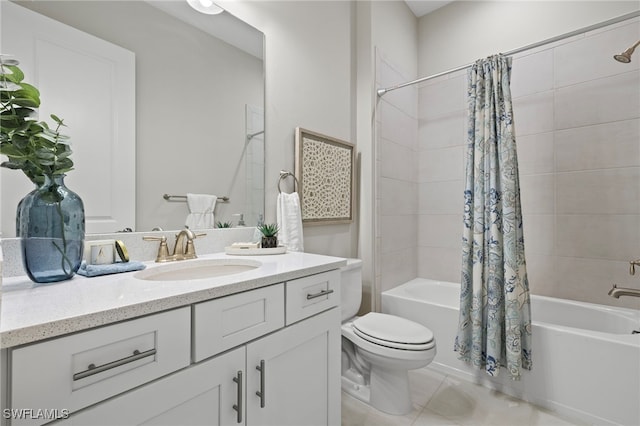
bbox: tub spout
[608,284,640,299]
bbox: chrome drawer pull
[256,360,265,408]
[232,370,243,423]
[73,348,157,381]
[306,289,334,300]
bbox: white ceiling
[148,0,451,57]
[404,0,454,17]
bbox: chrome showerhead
[614,53,632,63]
[614,40,640,63]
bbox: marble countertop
[0,251,346,348]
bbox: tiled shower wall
[375,50,419,309]
[418,18,640,309]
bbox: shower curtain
[454,54,532,381]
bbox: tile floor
[341,367,584,426]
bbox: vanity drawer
[285,270,340,325]
[193,283,285,362]
[10,307,191,425]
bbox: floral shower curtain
[453,54,532,381]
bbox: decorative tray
[224,246,287,256]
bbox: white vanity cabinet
[5,269,341,426]
[59,308,340,426]
[244,269,341,425]
[245,308,340,426]
[55,346,246,426]
[8,308,192,426]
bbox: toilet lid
[353,313,434,351]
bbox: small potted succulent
[215,220,232,228]
[257,223,279,248]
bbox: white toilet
[340,259,436,415]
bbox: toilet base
[341,367,413,416]
[341,375,371,405]
[370,367,413,415]
[340,315,435,416]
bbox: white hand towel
[277,192,304,252]
[185,193,217,229]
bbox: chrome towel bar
[163,194,229,203]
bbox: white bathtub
[382,278,640,426]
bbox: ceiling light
[187,0,224,15]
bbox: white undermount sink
[134,258,261,281]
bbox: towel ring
[278,171,299,194]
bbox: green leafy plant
[257,223,279,237]
[0,59,73,186]
[216,220,232,228]
[1,58,79,280]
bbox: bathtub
[382,278,640,426]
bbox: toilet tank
[340,258,363,321]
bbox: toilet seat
[353,313,435,351]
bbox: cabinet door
[56,347,245,426]
[246,308,341,426]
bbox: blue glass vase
[17,175,85,283]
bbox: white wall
[371,2,419,310]
[419,1,640,76]
[371,1,418,77]
[352,1,419,312]
[355,1,376,314]
[417,1,640,309]
[0,2,3,239]
[0,0,2,376]
[222,1,357,258]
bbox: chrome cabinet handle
[232,370,243,423]
[73,348,156,381]
[306,289,334,300]
[256,360,265,408]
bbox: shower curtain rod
[377,10,640,97]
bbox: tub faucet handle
[629,259,640,275]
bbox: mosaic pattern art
[296,129,354,223]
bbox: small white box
[85,240,115,265]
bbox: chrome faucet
[608,284,640,299]
[143,229,206,262]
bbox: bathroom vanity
[0,252,344,426]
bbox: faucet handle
[185,240,196,258]
[184,233,206,258]
[630,259,640,275]
[143,235,170,262]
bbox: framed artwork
[295,127,355,224]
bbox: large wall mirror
[1,0,265,236]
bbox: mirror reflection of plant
[0,61,73,186]
[216,221,232,228]
[1,58,77,275]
